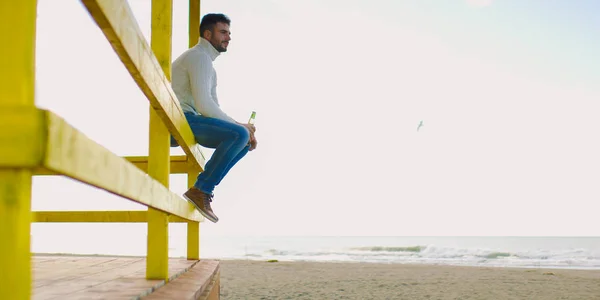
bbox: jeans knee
[235,124,251,145]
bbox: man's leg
[212,144,250,187]
[191,122,249,194]
[181,113,250,222]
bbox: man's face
[206,22,231,52]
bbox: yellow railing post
[187,170,200,259]
[189,0,201,48]
[0,1,38,299]
[186,0,201,261]
[147,0,173,280]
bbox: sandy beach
[219,260,600,300]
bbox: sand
[218,260,600,300]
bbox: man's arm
[187,53,237,123]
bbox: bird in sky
[417,120,424,132]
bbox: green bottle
[248,111,256,125]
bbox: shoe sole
[182,194,219,223]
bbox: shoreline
[214,257,600,271]
[32,252,600,271]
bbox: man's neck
[198,37,220,61]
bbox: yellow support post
[189,0,201,48]
[0,172,33,300]
[0,1,38,299]
[147,0,173,280]
[187,170,200,260]
[187,0,201,261]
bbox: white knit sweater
[171,37,236,123]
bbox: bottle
[248,111,256,125]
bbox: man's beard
[211,40,227,52]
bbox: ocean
[30,225,600,270]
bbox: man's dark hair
[199,13,231,38]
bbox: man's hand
[249,134,258,151]
[239,122,257,151]
[239,122,256,133]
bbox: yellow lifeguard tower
[0,0,220,298]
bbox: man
[171,13,257,223]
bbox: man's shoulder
[174,46,213,66]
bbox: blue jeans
[172,112,250,194]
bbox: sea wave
[241,245,600,269]
[350,246,425,253]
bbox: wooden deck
[32,255,220,300]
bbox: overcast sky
[31,0,600,237]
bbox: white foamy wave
[237,245,600,269]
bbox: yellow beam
[147,0,173,281]
[128,155,200,174]
[32,211,190,223]
[34,155,201,175]
[128,155,201,174]
[79,0,206,171]
[0,110,204,221]
[0,1,37,298]
[21,109,204,222]
[187,170,200,260]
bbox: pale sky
[31,0,600,237]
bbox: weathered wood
[32,211,190,223]
[79,0,206,170]
[32,255,200,300]
[142,260,220,300]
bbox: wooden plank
[34,155,200,175]
[40,110,203,222]
[32,256,199,300]
[127,155,201,174]
[0,1,38,299]
[204,275,220,300]
[32,211,190,223]
[142,260,220,300]
[79,0,206,171]
[147,0,173,281]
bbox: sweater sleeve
[187,53,237,123]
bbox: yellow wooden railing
[0,0,208,298]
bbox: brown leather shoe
[183,187,219,223]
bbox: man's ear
[202,29,212,40]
